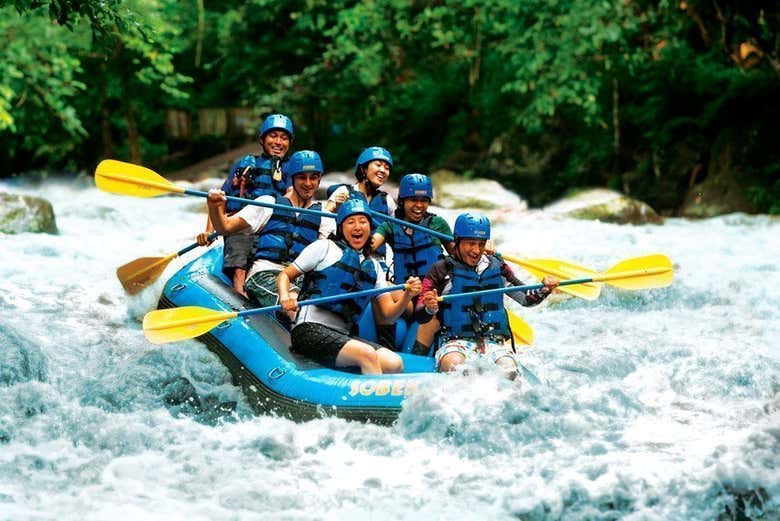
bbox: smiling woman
[277,198,422,374]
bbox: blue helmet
[399,173,433,200]
[453,212,491,240]
[258,114,294,139]
[336,197,372,226]
[286,150,323,177]
[354,146,393,180]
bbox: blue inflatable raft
[158,245,436,424]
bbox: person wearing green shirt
[371,173,455,354]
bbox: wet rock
[680,169,757,218]
[195,398,237,425]
[680,127,761,217]
[431,169,528,211]
[0,192,58,234]
[161,377,237,424]
[161,377,202,415]
[544,188,662,224]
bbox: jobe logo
[348,379,418,397]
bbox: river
[1,176,778,520]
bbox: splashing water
[1,178,778,520]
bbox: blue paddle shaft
[441,276,594,301]
[184,188,334,219]
[236,284,407,318]
[177,231,219,256]
[183,188,450,241]
[368,211,453,242]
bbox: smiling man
[197,113,295,295]
[207,150,333,311]
[416,212,559,379]
[370,173,455,353]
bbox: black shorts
[290,322,384,369]
[222,233,255,271]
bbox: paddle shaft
[185,187,451,240]
[178,231,219,256]
[193,188,443,239]
[439,267,671,302]
[97,169,452,242]
[235,283,407,318]
[145,284,409,332]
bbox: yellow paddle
[500,254,601,300]
[507,311,534,345]
[95,159,332,219]
[594,254,673,289]
[143,284,408,344]
[438,254,673,301]
[144,254,671,346]
[95,159,444,238]
[116,232,219,295]
[144,294,534,347]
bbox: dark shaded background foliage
[1,0,778,213]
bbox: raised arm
[207,189,251,235]
[373,276,421,321]
[501,260,558,306]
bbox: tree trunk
[121,72,142,164]
[99,61,115,159]
[613,77,624,190]
[195,0,205,68]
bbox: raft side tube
[159,246,436,423]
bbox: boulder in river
[431,169,528,211]
[0,192,58,234]
[679,136,758,217]
[544,188,662,224]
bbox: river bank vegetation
[2,0,778,215]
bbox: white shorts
[435,338,515,370]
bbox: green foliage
[2,0,127,32]
[0,0,191,169]
[0,10,88,161]
[1,0,778,216]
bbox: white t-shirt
[292,239,387,333]
[235,195,335,277]
[328,183,398,215]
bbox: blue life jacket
[223,155,289,213]
[254,196,322,264]
[438,256,511,343]
[391,213,445,283]
[299,241,378,330]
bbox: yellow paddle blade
[95,159,183,198]
[502,254,601,301]
[116,254,177,295]
[599,254,674,290]
[142,306,238,344]
[507,309,534,345]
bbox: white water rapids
[0,176,778,520]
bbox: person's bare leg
[438,352,466,372]
[495,355,518,380]
[233,267,248,298]
[377,347,404,373]
[335,340,383,374]
[412,317,439,355]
